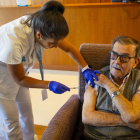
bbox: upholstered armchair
[41,43,140,140]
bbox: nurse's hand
[82,69,101,88]
[49,81,70,94]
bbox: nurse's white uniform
[0,16,44,140]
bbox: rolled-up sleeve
[0,36,22,64]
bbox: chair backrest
[78,43,140,102]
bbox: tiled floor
[29,69,79,126]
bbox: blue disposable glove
[82,68,101,88]
[49,81,70,94]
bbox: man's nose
[115,56,121,64]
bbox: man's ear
[132,57,140,69]
[35,31,42,39]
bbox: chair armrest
[41,94,80,140]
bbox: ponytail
[22,0,69,39]
[39,0,64,14]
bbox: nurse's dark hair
[22,0,69,39]
[112,35,140,58]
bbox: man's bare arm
[82,84,140,131]
[94,74,140,123]
[82,84,127,127]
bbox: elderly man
[82,35,140,140]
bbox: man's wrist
[111,91,120,99]
[106,85,119,96]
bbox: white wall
[29,69,79,126]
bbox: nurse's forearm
[7,63,50,89]
[67,48,87,69]
[58,39,87,69]
[18,76,50,89]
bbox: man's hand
[94,74,113,89]
[127,120,140,131]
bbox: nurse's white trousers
[0,86,35,140]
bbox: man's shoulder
[132,68,140,72]
[131,68,140,80]
[98,65,110,75]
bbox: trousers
[0,86,35,140]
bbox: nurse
[0,0,98,140]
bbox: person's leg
[0,98,23,140]
[16,86,37,140]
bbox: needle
[70,87,84,89]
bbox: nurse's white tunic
[0,16,44,140]
[0,16,44,100]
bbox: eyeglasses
[109,51,135,63]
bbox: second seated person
[82,35,140,140]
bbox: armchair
[41,43,140,140]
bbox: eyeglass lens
[110,52,129,63]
